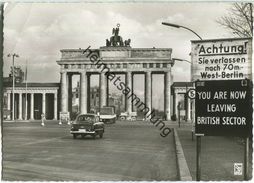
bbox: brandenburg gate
[57,25,174,120]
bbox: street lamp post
[172,57,192,82]
[172,58,192,64]
[162,22,203,40]
[162,22,202,181]
[7,53,19,121]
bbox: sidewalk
[176,125,253,181]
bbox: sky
[3,2,234,110]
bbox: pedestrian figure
[59,115,62,125]
[41,113,46,126]
[67,114,71,125]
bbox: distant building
[3,81,60,120]
[89,86,100,113]
[108,93,125,115]
[72,83,100,114]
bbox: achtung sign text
[191,38,252,81]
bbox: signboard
[187,88,196,99]
[191,38,252,81]
[195,79,252,137]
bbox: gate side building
[3,82,60,120]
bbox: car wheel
[92,134,96,139]
[73,134,77,139]
[99,132,103,138]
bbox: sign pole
[177,103,181,128]
[244,137,249,180]
[178,109,180,128]
[196,135,201,181]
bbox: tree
[217,3,253,38]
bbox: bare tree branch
[217,3,253,38]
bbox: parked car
[119,111,137,121]
[98,106,116,123]
[70,113,105,139]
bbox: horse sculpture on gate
[106,24,131,47]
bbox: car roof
[77,113,97,117]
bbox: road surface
[2,120,178,181]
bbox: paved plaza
[2,120,252,181]
[2,120,177,181]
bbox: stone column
[187,98,191,121]
[7,93,11,110]
[30,93,34,120]
[145,71,152,119]
[25,94,28,120]
[54,92,58,120]
[18,93,22,120]
[80,71,87,114]
[60,71,67,112]
[170,94,174,117]
[175,93,179,119]
[100,72,107,108]
[67,74,72,113]
[42,92,46,115]
[7,93,11,119]
[165,71,171,121]
[126,71,132,115]
[87,74,92,113]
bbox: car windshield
[100,108,113,115]
[76,115,95,123]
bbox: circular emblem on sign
[187,89,196,99]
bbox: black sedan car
[70,113,105,139]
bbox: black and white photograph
[0,0,253,181]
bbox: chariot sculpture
[106,24,131,47]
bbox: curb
[3,120,59,123]
[173,128,193,181]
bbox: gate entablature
[57,47,173,73]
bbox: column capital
[101,71,108,74]
[79,71,87,75]
[165,68,171,72]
